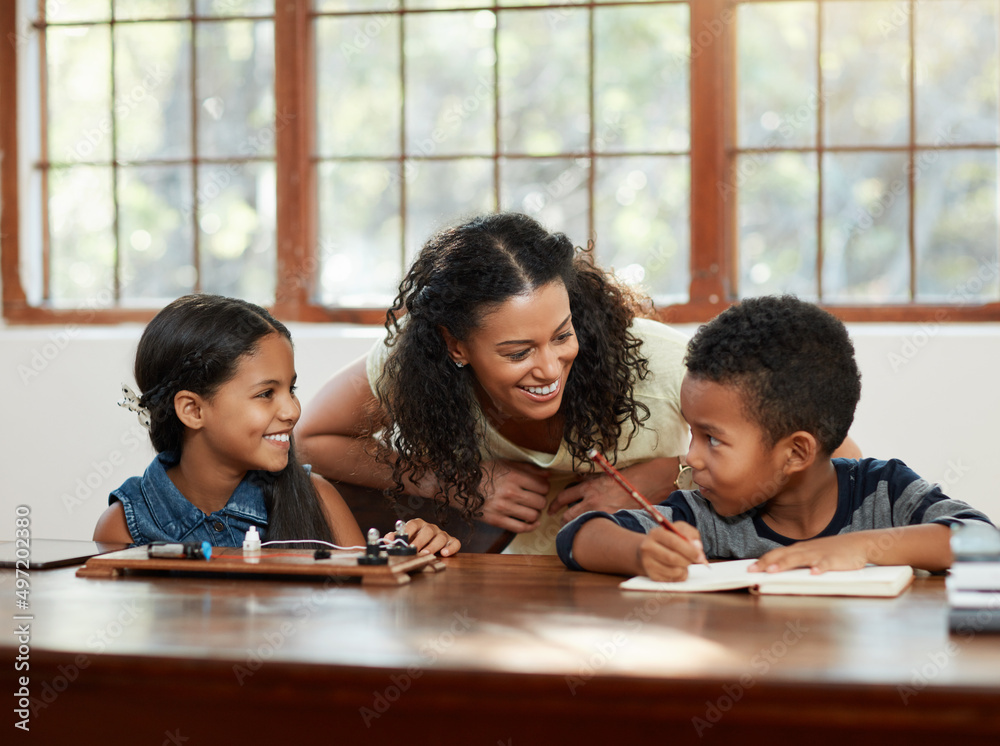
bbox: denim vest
[110,451,269,547]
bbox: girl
[93,294,459,557]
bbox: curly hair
[133,294,333,546]
[684,295,862,454]
[375,212,652,520]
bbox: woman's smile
[519,379,560,401]
[446,280,578,424]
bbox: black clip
[357,528,388,565]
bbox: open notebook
[620,558,914,598]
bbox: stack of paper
[947,524,1000,633]
[947,562,1000,633]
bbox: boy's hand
[638,522,706,582]
[386,518,461,557]
[750,533,871,574]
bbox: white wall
[0,323,381,540]
[1,321,998,541]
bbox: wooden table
[3,555,1000,744]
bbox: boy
[557,295,993,581]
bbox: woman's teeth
[264,433,290,442]
[523,381,558,396]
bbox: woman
[296,212,691,554]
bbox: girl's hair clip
[118,383,151,431]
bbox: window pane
[822,152,909,303]
[596,4,689,153]
[916,150,1000,303]
[916,0,999,144]
[42,1,111,24]
[405,12,495,156]
[315,1,400,10]
[406,0,484,8]
[823,1,909,147]
[316,15,401,158]
[594,156,690,302]
[194,0,274,16]
[497,0,664,5]
[22,172,45,305]
[316,162,402,307]
[119,166,196,303]
[197,162,276,302]
[499,9,588,155]
[196,19,275,158]
[404,159,494,262]
[738,152,818,299]
[116,1,189,21]
[499,157,589,245]
[115,22,191,161]
[738,2,817,149]
[49,166,116,304]
[48,25,112,164]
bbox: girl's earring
[454,360,466,369]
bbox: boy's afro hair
[685,295,861,454]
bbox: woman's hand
[549,457,681,525]
[385,518,461,557]
[548,475,642,525]
[474,459,550,533]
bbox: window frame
[2,0,998,325]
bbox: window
[734,0,1000,319]
[4,0,279,322]
[2,0,998,324]
[314,1,690,312]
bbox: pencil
[587,448,710,568]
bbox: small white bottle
[243,525,262,556]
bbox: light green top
[366,316,691,554]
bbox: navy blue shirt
[557,458,994,570]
